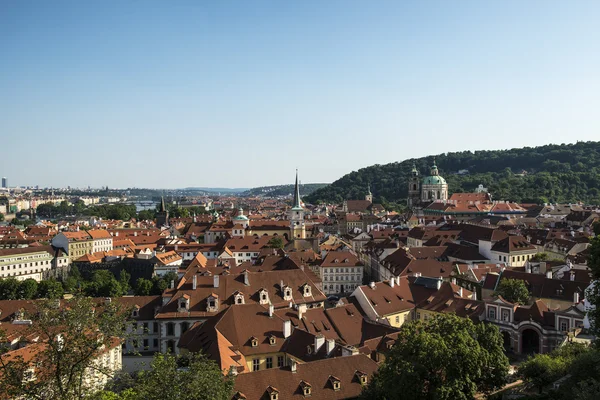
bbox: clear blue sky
[1,1,599,189]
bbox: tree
[37,279,65,299]
[0,297,130,400]
[134,278,153,296]
[0,278,20,300]
[267,236,284,249]
[119,270,131,294]
[137,209,155,221]
[361,314,509,400]
[532,252,549,261]
[494,278,530,305]
[18,279,39,300]
[84,270,123,298]
[519,354,568,394]
[593,222,600,237]
[0,212,4,221]
[130,352,235,400]
[587,235,600,335]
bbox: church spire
[159,196,166,212]
[292,169,303,210]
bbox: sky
[1,1,599,189]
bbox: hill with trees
[305,141,600,205]
[241,183,328,197]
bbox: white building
[0,246,69,281]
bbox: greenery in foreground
[360,313,509,400]
[306,141,600,204]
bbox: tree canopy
[305,141,600,204]
[360,314,509,400]
[494,278,530,305]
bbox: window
[253,358,260,371]
[143,322,149,332]
[153,339,158,348]
[488,307,496,320]
[266,357,273,369]
[166,323,174,336]
[395,315,400,324]
[153,322,158,333]
[501,309,510,321]
[143,339,149,349]
[277,355,284,367]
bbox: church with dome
[407,158,448,207]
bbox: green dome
[422,175,447,185]
[233,208,249,221]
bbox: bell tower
[289,170,306,239]
[408,163,420,207]
[365,183,373,203]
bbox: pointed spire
[292,169,303,210]
[367,182,372,195]
[159,196,166,212]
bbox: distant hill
[305,141,600,205]
[182,187,249,194]
[242,183,329,198]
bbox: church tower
[408,163,421,207]
[156,197,169,228]
[421,158,448,202]
[365,183,373,203]
[289,170,306,239]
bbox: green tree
[18,279,39,300]
[119,270,131,294]
[0,212,4,221]
[361,314,509,400]
[130,352,235,400]
[37,279,65,299]
[519,354,568,394]
[587,235,600,335]
[532,252,549,261]
[494,278,530,305]
[84,270,123,298]
[593,222,600,237]
[0,297,130,400]
[0,278,20,300]
[267,236,284,249]
[137,209,155,221]
[134,278,153,296]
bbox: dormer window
[269,335,276,346]
[355,370,368,385]
[283,285,292,301]
[207,293,219,312]
[329,376,341,391]
[300,381,312,397]
[302,284,312,297]
[132,307,140,317]
[250,336,259,347]
[178,296,190,312]
[266,386,279,400]
[234,292,245,305]
[259,289,269,305]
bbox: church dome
[233,208,249,221]
[422,175,447,185]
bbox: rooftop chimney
[570,271,575,281]
[369,281,376,289]
[326,338,335,355]
[546,270,552,279]
[213,274,219,288]
[389,278,395,288]
[170,280,175,289]
[298,303,307,320]
[458,287,463,297]
[243,270,250,286]
[574,291,580,304]
[436,278,442,290]
[269,304,274,317]
[283,320,292,338]
[314,334,325,353]
[192,275,197,290]
[290,359,297,373]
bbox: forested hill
[242,183,329,197]
[305,141,600,206]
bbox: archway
[521,329,540,354]
[501,331,512,352]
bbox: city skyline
[1,1,599,188]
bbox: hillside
[242,183,329,198]
[305,141,600,205]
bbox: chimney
[436,278,442,290]
[546,270,552,279]
[192,275,197,290]
[104,297,111,305]
[115,231,119,237]
[326,338,335,355]
[269,304,274,317]
[243,270,250,286]
[134,231,137,237]
[213,274,219,288]
[472,290,478,301]
[290,359,297,373]
[314,334,325,353]
[570,271,575,281]
[539,262,547,274]
[283,320,292,338]
[574,291,580,304]
[389,278,395,288]
[298,303,307,320]
[396,276,401,286]
[369,281,376,289]
[525,263,531,274]
[170,280,175,289]
[458,287,463,297]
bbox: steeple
[431,157,439,176]
[411,162,419,176]
[159,196,166,212]
[292,169,303,210]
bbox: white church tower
[289,170,306,239]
